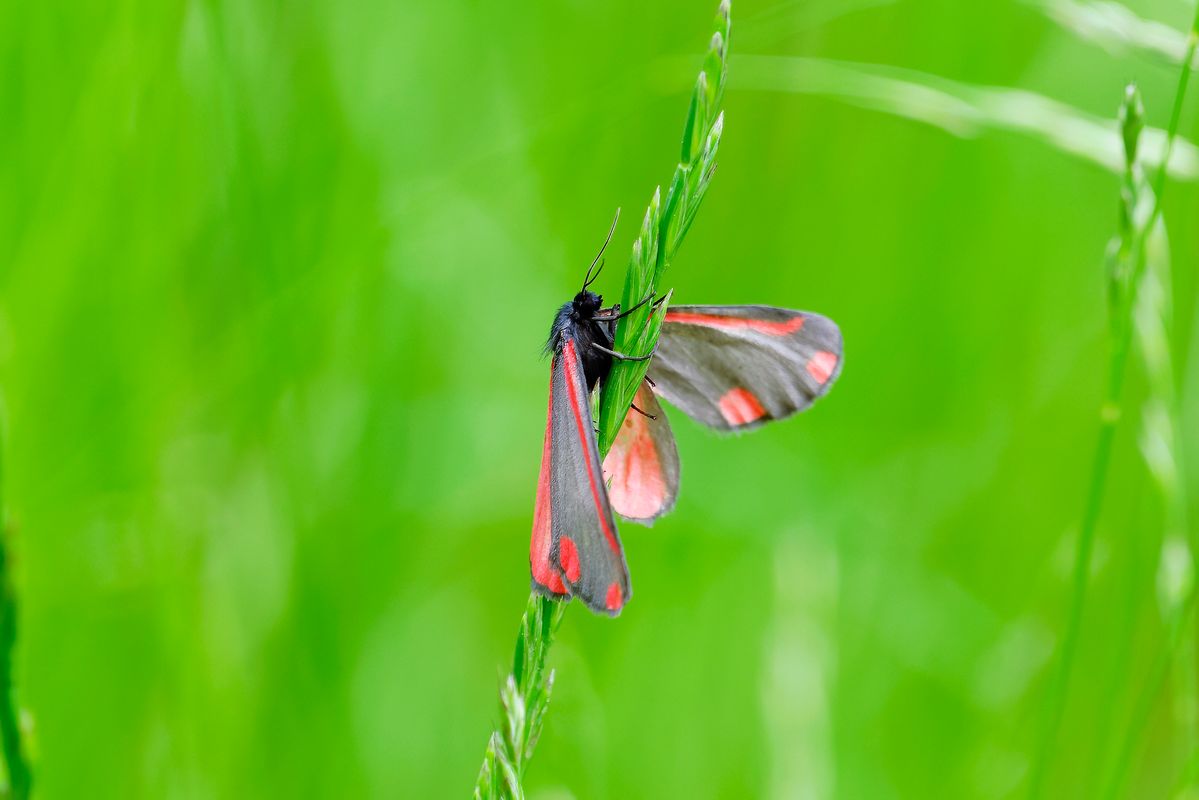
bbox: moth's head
[573,290,602,315]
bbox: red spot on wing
[719,387,768,426]
[559,536,581,583]
[562,340,621,556]
[605,582,624,611]
[604,409,666,520]
[530,364,566,595]
[806,350,838,384]
[665,310,805,336]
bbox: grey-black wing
[648,304,843,432]
[534,337,631,615]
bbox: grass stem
[1027,7,1199,796]
[472,4,730,796]
[0,421,29,800]
[0,538,29,800]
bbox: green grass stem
[0,545,29,800]
[472,4,730,796]
[0,418,29,800]
[1027,8,1199,797]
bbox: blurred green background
[3,0,1199,797]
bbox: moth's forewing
[543,338,631,615]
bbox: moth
[529,227,842,615]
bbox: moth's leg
[594,294,646,323]
[590,342,654,362]
[629,403,657,421]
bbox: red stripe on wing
[562,340,621,556]
[530,364,566,595]
[665,310,805,336]
[806,350,838,384]
[605,583,623,612]
[559,536,581,582]
[718,387,768,426]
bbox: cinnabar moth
[530,226,842,616]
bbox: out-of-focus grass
[0,419,31,800]
[1030,59,1193,796]
[1,0,1198,798]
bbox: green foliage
[734,54,1199,179]
[0,537,29,800]
[1029,6,1199,791]
[1096,78,1198,800]
[0,423,28,800]
[5,0,1199,797]
[474,595,564,800]
[596,0,729,454]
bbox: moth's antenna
[586,258,605,288]
[582,209,620,291]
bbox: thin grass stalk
[0,550,27,800]
[1027,7,1199,796]
[472,4,731,796]
[1111,235,1199,797]
[1098,79,1196,800]
[0,416,29,800]
[473,593,565,800]
[1121,143,1198,798]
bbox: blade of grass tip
[598,0,730,454]
[1028,6,1199,795]
[473,4,731,796]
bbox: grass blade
[732,55,1199,179]
[597,1,730,454]
[1028,2,1199,792]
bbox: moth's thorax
[541,291,613,392]
[546,294,603,358]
